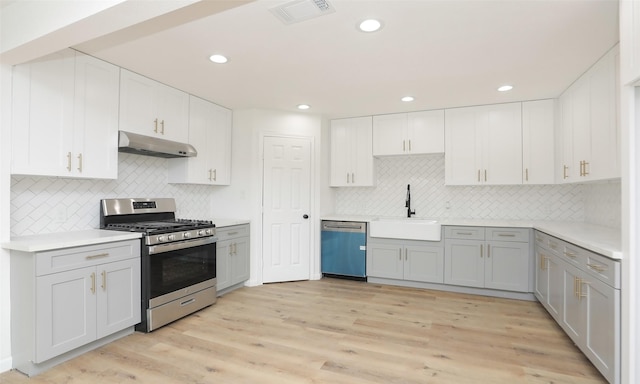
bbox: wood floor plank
[0,278,607,383]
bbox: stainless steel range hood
[118,131,197,158]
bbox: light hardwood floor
[0,278,606,383]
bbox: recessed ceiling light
[498,85,513,92]
[358,19,382,32]
[297,104,310,110]
[209,54,228,64]
[401,96,415,102]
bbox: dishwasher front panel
[321,221,366,278]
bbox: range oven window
[148,242,216,300]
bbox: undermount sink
[369,218,441,241]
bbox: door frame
[257,132,318,285]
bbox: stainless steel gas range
[100,198,217,332]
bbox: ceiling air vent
[270,0,335,25]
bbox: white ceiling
[75,0,620,119]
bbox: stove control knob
[168,234,175,241]
[206,229,213,235]
[158,235,166,243]
[184,232,191,239]
[198,230,205,236]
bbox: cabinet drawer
[534,231,549,249]
[545,236,563,257]
[444,226,485,240]
[583,251,620,289]
[486,227,529,242]
[36,240,140,276]
[561,243,588,267]
[216,224,249,241]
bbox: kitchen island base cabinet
[10,239,141,376]
[216,224,250,295]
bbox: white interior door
[262,136,312,283]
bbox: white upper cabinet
[372,110,444,156]
[445,102,522,185]
[558,45,619,183]
[522,99,555,184]
[620,0,640,85]
[119,69,189,143]
[12,49,119,179]
[330,116,374,187]
[168,96,232,185]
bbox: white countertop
[213,219,250,228]
[321,215,622,260]
[2,230,143,253]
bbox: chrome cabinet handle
[77,153,83,173]
[66,152,72,172]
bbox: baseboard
[0,356,12,374]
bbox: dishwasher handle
[322,221,366,233]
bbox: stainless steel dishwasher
[321,220,366,280]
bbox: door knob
[303,214,309,219]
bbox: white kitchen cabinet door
[620,0,640,85]
[119,69,188,143]
[73,53,120,179]
[367,243,404,279]
[482,103,523,185]
[588,48,619,180]
[330,117,374,187]
[445,107,481,185]
[445,103,522,185]
[484,241,529,292]
[407,110,445,154]
[169,96,232,185]
[372,113,406,155]
[522,100,555,184]
[404,244,444,284]
[96,259,141,339]
[372,110,444,156]
[36,266,97,363]
[444,239,484,288]
[558,90,574,183]
[571,79,591,182]
[11,49,75,177]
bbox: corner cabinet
[330,117,374,187]
[444,226,531,293]
[444,103,523,185]
[534,231,620,384]
[10,239,141,376]
[558,45,619,183]
[216,224,250,295]
[169,96,232,185]
[11,49,120,179]
[522,100,555,184]
[372,110,444,156]
[119,69,189,143]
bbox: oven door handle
[148,236,218,255]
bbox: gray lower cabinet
[216,224,250,294]
[444,226,531,292]
[10,239,141,376]
[367,237,443,283]
[534,230,620,384]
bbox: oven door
[146,236,217,307]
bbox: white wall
[209,109,324,286]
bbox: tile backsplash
[10,153,213,236]
[335,155,621,228]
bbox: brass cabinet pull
[408,140,411,151]
[579,160,584,176]
[574,276,579,298]
[399,248,402,261]
[587,263,607,272]
[213,169,217,181]
[66,152,72,172]
[497,233,516,237]
[539,255,547,271]
[480,245,483,258]
[154,118,159,133]
[525,168,529,182]
[579,279,590,298]
[346,173,350,183]
[405,248,408,261]
[86,253,109,260]
[564,251,577,259]
[403,140,406,151]
[77,153,83,173]
[477,169,481,182]
[456,232,473,236]
[484,170,487,182]
[208,169,212,181]
[583,161,589,176]
[160,120,165,134]
[352,173,355,183]
[563,165,569,179]
[487,244,490,258]
[101,270,106,291]
[90,272,96,294]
